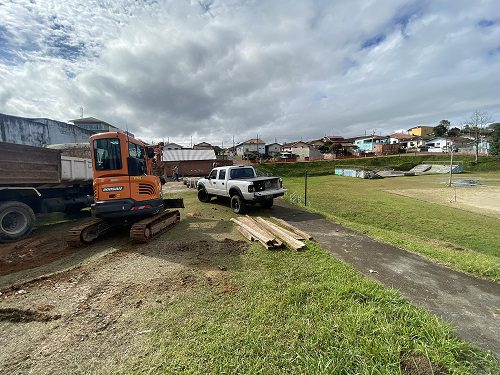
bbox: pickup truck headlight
[248,185,254,193]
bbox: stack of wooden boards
[231,216,312,250]
[183,177,201,189]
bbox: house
[162,149,232,177]
[236,138,266,157]
[389,133,413,144]
[0,112,95,147]
[265,143,282,158]
[323,135,345,143]
[281,141,322,161]
[351,135,389,152]
[193,142,214,150]
[436,136,489,154]
[405,136,432,150]
[223,146,237,158]
[69,117,121,134]
[308,139,326,148]
[408,126,434,137]
[164,142,183,150]
[424,137,471,152]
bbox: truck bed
[0,142,92,186]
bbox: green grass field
[279,173,500,282]
[257,155,500,177]
[119,193,499,374]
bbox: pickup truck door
[215,169,228,196]
[206,169,218,194]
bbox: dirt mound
[0,307,61,323]
[0,234,69,276]
[167,239,247,256]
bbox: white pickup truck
[197,166,287,214]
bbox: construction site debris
[254,217,306,250]
[452,179,481,187]
[270,217,313,240]
[232,216,308,250]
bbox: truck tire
[197,188,211,203]
[0,201,36,243]
[230,194,246,214]
[260,198,274,209]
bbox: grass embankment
[281,175,500,282]
[258,155,500,177]
[120,193,499,374]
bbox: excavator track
[130,210,180,243]
[66,218,117,247]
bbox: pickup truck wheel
[0,201,36,243]
[260,198,274,209]
[197,188,211,203]
[230,194,246,214]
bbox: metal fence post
[304,170,308,206]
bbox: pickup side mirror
[205,175,210,180]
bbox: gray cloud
[0,0,499,147]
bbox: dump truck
[0,142,93,242]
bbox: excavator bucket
[163,198,184,209]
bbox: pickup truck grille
[138,183,155,196]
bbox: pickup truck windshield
[229,167,255,179]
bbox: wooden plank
[239,216,277,244]
[237,226,255,242]
[257,218,305,241]
[270,216,313,240]
[231,218,274,249]
[255,217,305,250]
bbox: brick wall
[163,160,233,178]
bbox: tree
[433,124,447,137]
[490,123,500,155]
[463,110,492,162]
[439,119,451,128]
[447,127,461,137]
[213,146,223,156]
[433,119,450,137]
[318,142,332,154]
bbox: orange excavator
[67,132,183,246]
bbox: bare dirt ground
[0,202,246,374]
[387,185,500,218]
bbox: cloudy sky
[1,0,499,146]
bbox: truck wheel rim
[0,210,28,236]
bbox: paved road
[273,200,500,357]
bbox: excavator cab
[90,132,164,219]
[67,132,183,246]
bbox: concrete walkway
[273,200,500,357]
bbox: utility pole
[80,107,84,118]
